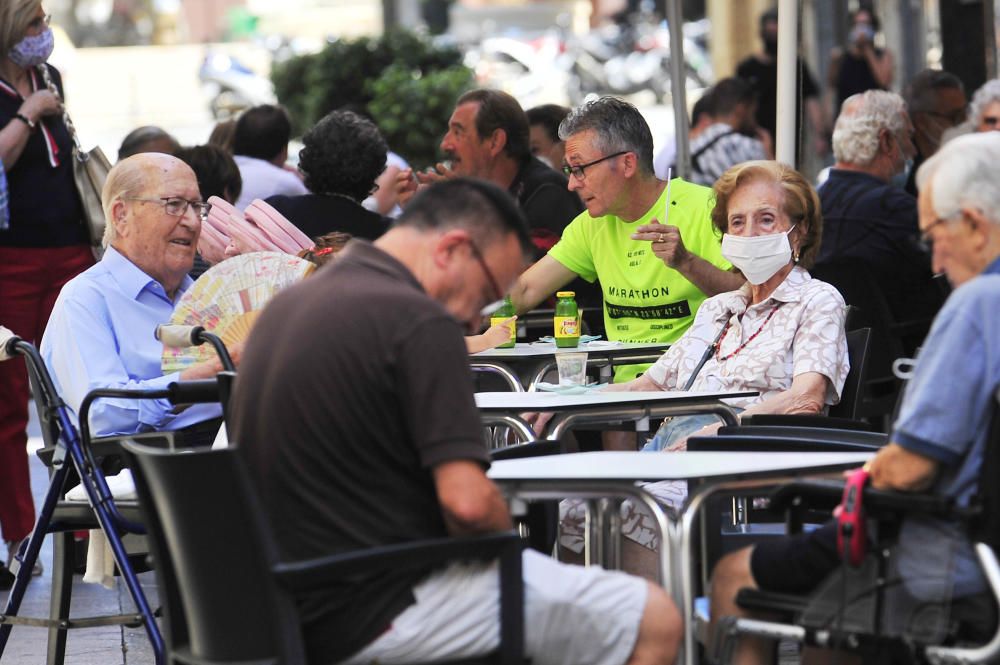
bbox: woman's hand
[664,421,722,452]
[20,89,60,123]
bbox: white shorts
[338,549,648,665]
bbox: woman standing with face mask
[0,2,93,579]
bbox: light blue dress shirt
[890,256,1000,605]
[40,246,222,437]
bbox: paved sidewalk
[1,408,158,664]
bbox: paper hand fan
[161,252,315,373]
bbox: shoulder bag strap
[36,64,84,157]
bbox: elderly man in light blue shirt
[41,153,233,439]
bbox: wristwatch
[14,112,36,130]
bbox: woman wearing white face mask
[0,1,93,580]
[611,160,849,445]
[557,161,850,570]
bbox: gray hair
[558,97,655,176]
[916,131,1000,224]
[969,79,1000,128]
[832,90,906,165]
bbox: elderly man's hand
[632,220,692,271]
[225,340,245,369]
[177,340,244,381]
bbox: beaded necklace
[714,303,784,361]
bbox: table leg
[677,475,805,665]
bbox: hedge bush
[271,30,473,169]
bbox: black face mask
[763,37,779,56]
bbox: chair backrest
[829,327,872,420]
[810,260,904,383]
[123,442,305,664]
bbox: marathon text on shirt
[606,301,692,320]
[606,285,671,299]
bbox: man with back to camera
[231,104,307,209]
[509,97,744,383]
[229,178,681,665]
[815,89,943,351]
[710,130,1000,664]
[684,77,769,187]
[653,90,716,180]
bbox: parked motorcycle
[565,16,710,105]
[463,15,711,109]
[198,50,276,120]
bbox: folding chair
[122,441,526,665]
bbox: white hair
[832,90,906,165]
[968,78,1000,128]
[100,157,149,247]
[99,153,193,248]
[916,131,1000,224]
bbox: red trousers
[0,245,93,542]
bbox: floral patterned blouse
[644,266,849,408]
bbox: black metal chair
[810,260,937,426]
[122,441,527,665]
[740,327,874,430]
[710,387,1000,665]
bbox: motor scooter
[199,50,276,120]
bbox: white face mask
[721,224,797,285]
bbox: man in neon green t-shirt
[511,97,744,382]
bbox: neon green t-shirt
[548,178,730,381]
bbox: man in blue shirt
[709,131,1000,663]
[41,153,230,440]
